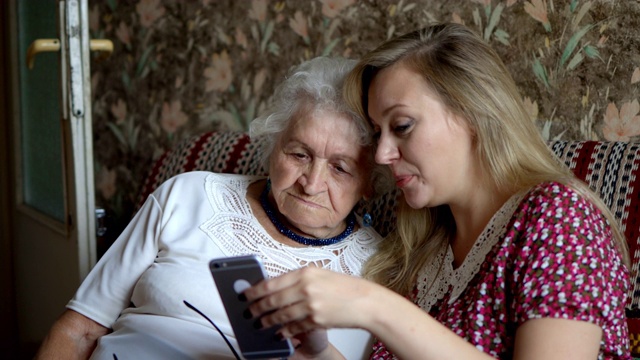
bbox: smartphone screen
[209,255,294,359]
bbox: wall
[88,0,640,249]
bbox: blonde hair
[344,23,630,295]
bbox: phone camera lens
[213,263,220,268]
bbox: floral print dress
[371,182,631,359]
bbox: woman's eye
[333,163,350,175]
[394,123,411,134]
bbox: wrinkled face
[268,107,371,238]
[367,62,476,209]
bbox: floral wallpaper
[88,0,640,254]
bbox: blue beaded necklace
[260,180,356,246]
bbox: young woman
[245,23,631,359]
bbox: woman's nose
[299,163,328,195]
[375,134,398,165]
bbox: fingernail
[275,333,284,341]
[243,309,252,319]
[253,319,262,329]
[238,293,247,302]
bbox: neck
[449,186,514,267]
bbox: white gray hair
[249,56,371,164]
[249,57,390,197]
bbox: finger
[248,267,324,316]
[279,316,325,339]
[248,282,311,322]
[244,269,304,301]
[257,297,312,328]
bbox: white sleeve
[66,193,164,328]
[328,328,374,360]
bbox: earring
[363,212,372,227]
[361,196,373,227]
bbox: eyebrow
[285,140,361,164]
[379,103,408,119]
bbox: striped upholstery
[138,132,640,355]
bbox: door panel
[8,0,101,355]
[13,210,79,352]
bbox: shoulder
[148,172,247,208]
[507,181,613,256]
[508,181,615,261]
[155,172,263,194]
[332,226,384,276]
[355,226,384,245]
[341,226,384,263]
[517,181,598,220]
[523,181,581,204]
[155,171,211,190]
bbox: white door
[7,0,111,355]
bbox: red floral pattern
[371,182,631,359]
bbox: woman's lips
[395,175,413,188]
[291,193,322,208]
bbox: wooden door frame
[0,0,19,357]
[2,1,99,357]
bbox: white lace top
[68,172,382,360]
[199,173,379,277]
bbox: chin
[405,201,425,210]
[400,189,429,209]
[289,214,323,231]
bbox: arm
[35,187,166,359]
[513,318,601,360]
[35,309,109,360]
[246,267,492,360]
[369,297,602,359]
[248,268,604,360]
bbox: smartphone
[209,255,294,359]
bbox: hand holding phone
[209,255,294,359]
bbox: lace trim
[199,173,381,278]
[414,191,527,312]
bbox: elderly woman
[35,56,389,360]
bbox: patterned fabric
[549,141,640,305]
[371,182,630,359]
[137,132,640,356]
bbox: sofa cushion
[138,132,640,355]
